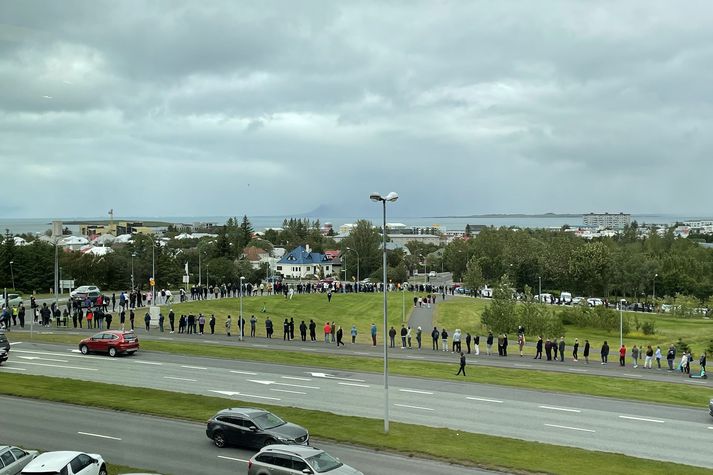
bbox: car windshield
[251,411,285,429]
[306,452,343,472]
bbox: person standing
[250,315,257,337]
[534,336,543,359]
[486,332,493,356]
[558,337,565,362]
[441,328,448,352]
[601,341,609,364]
[225,315,232,336]
[473,334,480,355]
[111,293,116,312]
[455,352,466,376]
[700,352,707,373]
[416,326,422,350]
[389,326,397,348]
[406,326,412,349]
[290,318,296,341]
[666,345,676,370]
[336,326,344,347]
[619,344,626,366]
[431,327,439,351]
[572,338,579,362]
[209,314,216,335]
[452,329,461,353]
[129,309,135,331]
[330,321,335,342]
[187,314,195,334]
[285,319,291,341]
[324,321,331,343]
[300,320,307,341]
[655,346,662,369]
[583,339,590,364]
[518,333,525,357]
[198,314,206,335]
[105,312,113,330]
[545,338,552,361]
[503,334,509,357]
[370,323,377,346]
[631,345,640,368]
[309,319,316,341]
[400,325,407,349]
[144,312,151,331]
[350,324,357,343]
[168,309,175,333]
[465,332,472,354]
[644,345,654,369]
[17,304,25,328]
[158,313,164,332]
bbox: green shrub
[641,320,656,335]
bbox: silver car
[248,445,363,475]
[0,446,38,475]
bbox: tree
[462,257,484,295]
[339,220,382,278]
[238,215,254,250]
[481,276,517,334]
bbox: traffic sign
[149,278,155,286]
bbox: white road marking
[9,341,22,345]
[209,390,280,401]
[514,364,532,368]
[708,427,713,430]
[17,355,69,363]
[181,365,207,370]
[545,424,595,433]
[248,379,320,390]
[307,372,365,382]
[394,403,434,411]
[466,396,503,404]
[217,455,249,463]
[251,344,268,348]
[14,361,98,371]
[158,337,174,341]
[281,376,312,381]
[164,376,197,382]
[539,405,582,413]
[230,370,258,375]
[270,389,307,395]
[568,368,588,373]
[405,356,425,359]
[619,415,664,423]
[353,352,371,356]
[338,382,370,388]
[302,348,318,351]
[399,388,434,395]
[622,373,643,378]
[78,431,122,441]
[0,366,26,371]
[134,360,163,365]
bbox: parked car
[207,408,309,449]
[1,293,23,309]
[0,446,38,475]
[248,445,363,475]
[79,330,139,357]
[571,296,586,306]
[709,398,713,417]
[0,331,9,365]
[587,298,604,307]
[21,451,106,475]
[70,286,100,299]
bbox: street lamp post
[653,273,658,312]
[131,252,136,290]
[538,276,542,302]
[619,304,623,347]
[239,276,245,341]
[9,261,14,290]
[151,238,156,305]
[401,282,407,323]
[59,267,62,295]
[370,191,398,434]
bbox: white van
[560,292,572,304]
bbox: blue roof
[277,246,331,265]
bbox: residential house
[275,245,337,279]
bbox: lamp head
[385,192,399,202]
[369,192,382,202]
[240,276,245,281]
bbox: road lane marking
[9,341,22,345]
[303,348,318,351]
[399,389,434,395]
[307,372,365,382]
[270,389,307,395]
[514,364,532,368]
[353,352,371,356]
[217,455,249,463]
[164,376,197,382]
[394,403,434,411]
[134,361,163,365]
[539,405,582,413]
[251,344,268,348]
[281,376,312,381]
[14,361,98,371]
[405,356,425,359]
[568,368,588,373]
[78,431,122,441]
[545,424,595,433]
[708,427,713,430]
[241,393,281,401]
[622,373,643,378]
[619,415,664,423]
[248,379,320,390]
[466,397,503,404]
[230,370,258,375]
[17,356,69,363]
[181,365,207,370]
[338,382,370,388]
[209,390,280,401]
[0,366,26,371]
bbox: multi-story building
[583,212,631,229]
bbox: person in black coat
[545,338,552,361]
[465,333,472,354]
[456,352,466,376]
[209,315,216,334]
[431,327,439,350]
[601,341,610,364]
[308,319,316,341]
[300,320,307,341]
[502,334,508,356]
[583,339,591,364]
[336,326,344,347]
[535,336,543,359]
[283,319,289,341]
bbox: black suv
[0,331,10,365]
[206,407,309,449]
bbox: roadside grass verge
[435,298,713,352]
[16,333,712,408]
[1,374,708,475]
[158,293,413,344]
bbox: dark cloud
[1,1,712,218]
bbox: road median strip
[0,373,710,475]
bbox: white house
[275,245,336,279]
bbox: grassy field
[20,333,712,408]
[159,293,414,344]
[2,374,709,475]
[435,298,713,353]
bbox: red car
[79,330,139,357]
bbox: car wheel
[213,431,226,448]
[80,345,89,355]
[98,465,107,475]
[108,347,117,357]
[262,437,276,447]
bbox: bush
[641,320,656,335]
[675,338,691,354]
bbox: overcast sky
[2,1,712,219]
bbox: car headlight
[276,436,292,443]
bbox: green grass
[20,333,713,408]
[159,293,414,344]
[2,374,709,475]
[435,298,713,353]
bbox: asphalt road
[0,397,493,475]
[4,341,713,469]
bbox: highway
[0,397,492,475]
[3,341,713,469]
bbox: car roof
[217,407,266,417]
[24,451,99,470]
[260,445,324,457]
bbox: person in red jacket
[619,344,627,366]
[323,321,331,343]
